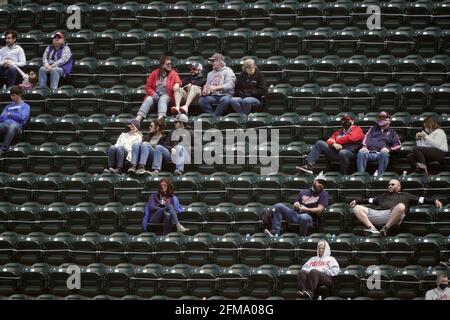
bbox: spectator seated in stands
[425,273,450,300]
[14,66,37,90]
[104,119,142,175]
[0,85,30,156]
[297,114,364,175]
[230,58,267,115]
[128,119,166,175]
[265,172,329,237]
[407,116,448,175]
[350,179,443,236]
[171,62,206,116]
[297,240,340,300]
[198,53,236,117]
[136,55,182,122]
[0,30,26,88]
[149,114,192,176]
[357,111,401,176]
[142,178,189,235]
[39,32,73,90]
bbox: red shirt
[144,68,182,102]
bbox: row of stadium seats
[2,0,450,33]
[2,84,450,116]
[0,261,448,299]
[10,27,450,60]
[1,231,449,267]
[16,54,450,88]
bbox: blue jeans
[131,143,155,166]
[0,122,21,153]
[306,140,356,175]
[39,66,64,89]
[0,66,18,88]
[198,95,232,116]
[271,203,314,236]
[137,94,170,119]
[230,97,261,115]
[171,144,188,172]
[142,205,180,235]
[108,145,128,169]
[152,145,171,171]
[357,151,390,175]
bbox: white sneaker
[264,229,274,237]
[364,226,380,235]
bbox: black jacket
[182,73,207,88]
[356,191,437,212]
[235,69,267,100]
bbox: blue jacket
[362,125,401,152]
[0,101,30,130]
[142,193,184,231]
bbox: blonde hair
[242,58,256,72]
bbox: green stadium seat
[0,4,14,31]
[366,55,395,86]
[160,264,192,298]
[354,235,385,266]
[205,203,236,235]
[93,29,118,60]
[88,3,113,31]
[392,265,424,299]
[51,114,80,145]
[38,203,67,235]
[163,2,190,31]
[303,27,332,58]
[136,2,165,31]
[338,55,367,86]
[333,264,365,298]
[248,264,278,298]
[122,203,146,236]
[88,175,119,205]
[331,28,360,58]
[59,173,90,205]
[298,1,325,29]
[435,204,450,236]
[21,263,50,296]
[291,85,320,116]
[422,55,450,86]
[277,29,305,59]
[115,29,144,59]
[95,203,124,236]
[42,233,72,266]
[269,0,298,30]
[16,30,42,61]
[132,263,162,298]
[379,0,405,29]
[405,0,433,29]
[153,233,185,265]
[65,202,95,236]
[240,233,268,266]
[223,29,251,58]
[276,265,301,299]
[190,1,218,31]
[253,174,284,205]
[415,233,445,266]
[104,263,134,297]
[258,56,285,86]
[268,233,300,267]
[189,264,221,298]
[219,264,250,298]
[78,263,107,297]
[83,142,110,173]
[65,29,93,60]
[198,173,230,206]
[111,3,138,31]
[182,233,213,266]
[394,56,424,86]
[325,0,352,29]
[249,28,278,59]
[0,231,17,265]
[384,233,416,267]
[33,173,63,204]
[434,0,450,28]
[227,172,257,206]
[243,0,271,30]
[329,233,357,267]
[46,86,75,117]
[414,27,442,58]
[13,3,38,32]
[431,84,450,114]
[15,232,45,265]
[234,202,263,235]
[0,262,23,296]
[121,57,150,88]
[5,172,36,204]
[318,84,348,115]
[72,85,102,116]
[386,27,414,58]
[98,232,127,266]
[70,232,100,266]
[36,3,64,32]
[345,84,375,114]
[95,58,123,88]
[402,84,432,115]
[216,1,245,30]
[373,83,403,115]
[143,29,171,59]
[358,29,387,58]
[126,232,156,265]
[2,142,32,174]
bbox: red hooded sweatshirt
[144,68,182,103]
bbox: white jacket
[301,240,340,277]
[115,131,143,161]
[0,44,26,67]
[416,128,448,152]
[425,287,450,300]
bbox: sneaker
[364,226,380,235]
[179,106,188,115]
[174,169,183,176]
[103,168,110,174]
[128,165,137,174]
[264,229,274,237]
[380,226,389,237]
[110,168,122,175]
[150,170,159,176]
[170,106,180,115]
[304,290,313,300]
[135,165,146,175]
[416,162,429,175]
[296,163,314,174]
[297,291,306,299]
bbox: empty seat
[136,2,165,31]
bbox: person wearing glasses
[230,58,267,115]
[265,172,329,237]
[151,113,192,176]
[39,32,73,89]
[136,55,182,121]
[128,119,167,175]
[171,62,206,115]
[198,53,236,117]
[357,111,401,175]
[350,179,443,236]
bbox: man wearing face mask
[297,114,364,175]
[425,274,450,300]
[357,111,401,175]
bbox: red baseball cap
[53,32,65,39]
[341,114,354,121]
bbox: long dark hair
[158,178,174,198]
[147,118,165,140]
[423,116,440,132]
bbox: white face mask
[424,128,432,134]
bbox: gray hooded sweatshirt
[205,65,236,97]
[301,240,340,277]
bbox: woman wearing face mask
[141,178,189,235]
[230,58,267,115]
[297,240,340,300]
[104,119,142,175]
[407,117,448,175]
[128,119,166,175]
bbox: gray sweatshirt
[0,44,26,67]
[425,287,450,300]
[205,66,236,96]
[416,128,448,152]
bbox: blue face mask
[439,283,448,290]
